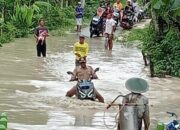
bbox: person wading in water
[104,13,116,50]
[118,77,150,130]
[34,18,49,57]
[73,35,89,67]
[66,57,104,103]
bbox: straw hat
[125,77,149,93]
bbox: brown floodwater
[0,27,179,130]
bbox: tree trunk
[81,0,85,8]
[151,8,159,33]
[0,5,4,36]
[149,56,155,77]
[65,0,68,7]
[142,50,148,66]
[54,0,61,7]
[61,0,63,8]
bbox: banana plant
[151,0,180,32]
[11,1,52,37]
[12,4,34,28]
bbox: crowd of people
[33,1,150,129]
[72,1,150,130]
[91,0,144,50]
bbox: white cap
[78,1,82,4]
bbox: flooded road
[0,28,180,130]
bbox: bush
[127,25,180,77]
[0,22,15,44]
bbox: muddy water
[0,29,179,130]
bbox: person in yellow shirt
[73,35,89,66]
[113,0,124,21]
[113,0,123,11]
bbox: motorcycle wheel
[97,33,100,37]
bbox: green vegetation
[0,0,99,46]
[0,0,130,47]
[126,0,180,77]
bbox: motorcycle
[157,112,180,130]
[120,10,134,30]
[136,9,145,22]
[113,8,120,27]
[90,16,104,38]
[67,68,99,100]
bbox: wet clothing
[34,27,48,57]
[73,42,89,60]
[36,43,46,57]
[119,93,150,130]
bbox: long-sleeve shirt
[73,42,89,60]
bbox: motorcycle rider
[132,0,141,22]
[66,57,104,103]
[126,0,134,12]
[113,0,123,11]
[118,77,150,130]
[120,0,134,29]
[97,5,105,17]
[113,0,124,21]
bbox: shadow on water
[0,28,180,130]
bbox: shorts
[76,18,82,25]
[105,33,114,40]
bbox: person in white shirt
[132,0,141,22]
[104,13,116,50]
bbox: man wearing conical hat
[118,78,150,130]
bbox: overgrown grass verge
[116,25,180,77]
